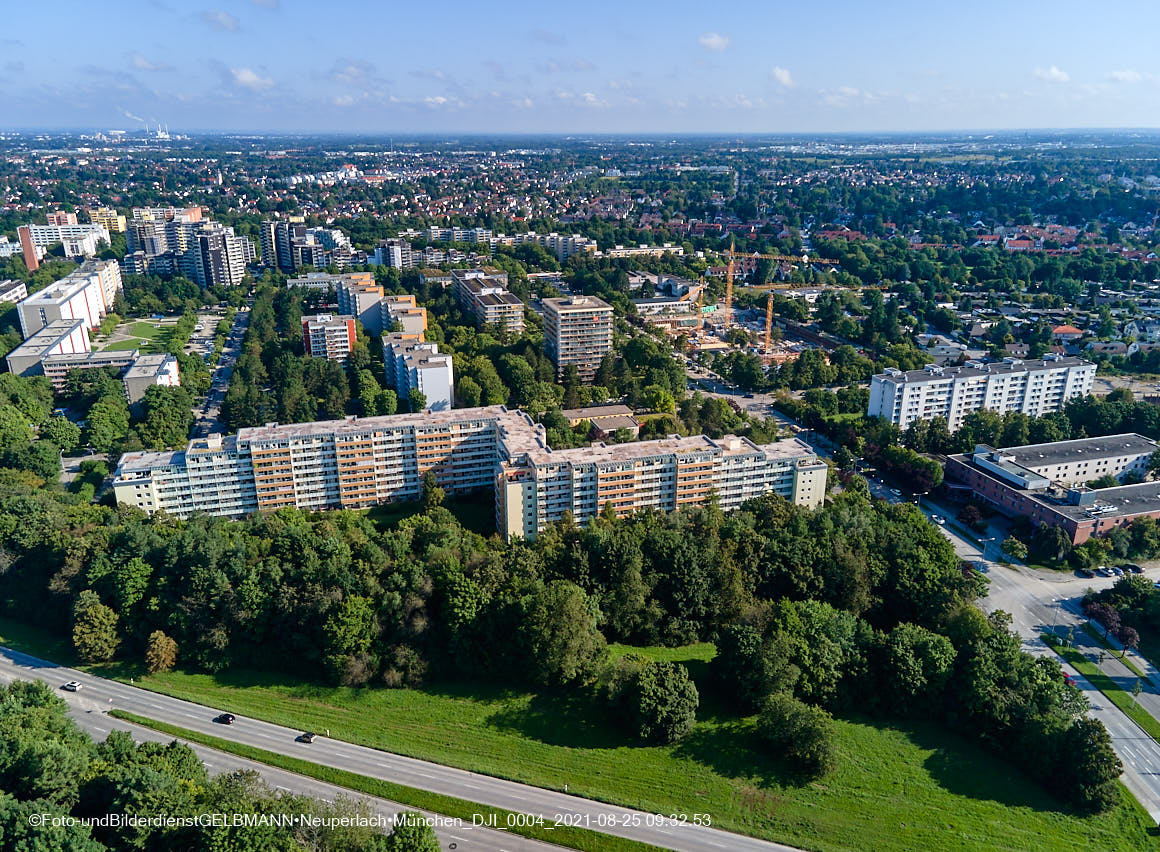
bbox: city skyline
[5,0,1160,134]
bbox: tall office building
[383,334,453,411]
[16,259,122,337]
[452,269,524,333]
[867,356,1097,431]
[542,295,613,381]
[112,407,827,536]
[302,314,357,361]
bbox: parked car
[61,681,81,692]
[214,713,236,725]
[1110,566,1125,576]
[296,732,317,743]
[1121,564,1145,574]
[1076,568,1094,578]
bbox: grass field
[1083,623,1156,687]
[101,338,150,351]
[0,616,1153,851]
[365,496,495,537]
[116,663,1154,851]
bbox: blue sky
[4,0,1160,133]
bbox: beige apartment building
[452,269,525,333]
[543,295,613,380]
[113,406,827,538]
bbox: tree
[756,692,838,779]
[420,470,444,511]
[518,581,606,686]
[145,630,178,673]
[85,399,130,452]
[605,654,699,744]
[383,813,440,851]
[1000,537,1028,562]
[72,590,120,663]
[881,623,956,714]
[0,404,31,451]
[39,416,81,453]
[1056,717,1122,812]
[408,388,427,413]
[455,376,482,408]
[1117,625,1140,658]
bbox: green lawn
[101,338,149,351]
[0,615,1152,851]
[365,496,495,537]
[128,320,166,339]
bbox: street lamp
[1049,598,1062,642]
[978,536,997,561]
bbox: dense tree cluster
[0,679,431,851]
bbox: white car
[931,515,946,525]
[61,681,81,692]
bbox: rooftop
[876,356,1093,384]
[993,433,1156,470]
[123,353,177,379]
[5,319,85,359]
[237,405,515,443]
[561,404,634,421]
[543,295,612,313]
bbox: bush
[756,692,838,779]
[605,654,699,745]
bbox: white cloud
[424,95,448,105]
[1034,65,1070,84]
[698,32,731,52]
[771,66,794,88]
[333,94,354,107]
[201,9,240,31]
[130,53,171,72]
[230,67,273,90]
[1107,69,1144,83]
[581,91,608,107]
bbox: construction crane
[696,276,705,329]
[722,240,735,332]
[764,292,775,353]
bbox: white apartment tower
[867,356,1096,431]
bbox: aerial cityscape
[3,4,1160,852]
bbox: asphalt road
[49,703,561,852]
[923,504,1160,821]
[0,646,802,852]
[194,307,250,438]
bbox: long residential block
[867,355,1096,431]
[944,434,1160,545]
[113,407,827,538]
[16,259,123,337]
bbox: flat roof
[43,349,138,366]
[996,433,1156,469]
[543,295,612,312]
[5,319,85,358]
[123,353,176,379]
[561,404,635,420]
[875,356,1093,384]
[1043,481,1160,524]
[237,405,514,443]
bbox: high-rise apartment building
[867,356,1097,431]
[452,269,524,333]
[180,222,255,288]
[17,222,110,271]
[542,295,613,380]
[371,238,415,269]
[260,220,362,271]
[125,207,253,284]
[383,334,453,411]
[112,407,827,538]
[16,259,122,337]
[302,314,356,361]
[334,273,384,332]
[380,295,427,337]
[46,211,78,226]
[87,207,127,233]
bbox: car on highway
[214,713,236,725]
[889,488,902,497]
[61,681,81,691]
[296,731,317,743]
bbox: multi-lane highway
[0,645,801,852]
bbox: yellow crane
[722,239,735,332]
[764,292,775,352]
[696,276,705,329]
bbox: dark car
[743,393,755,398]
[214,713,235,725]
[1076,568,1094,578]
[296,732,317,743]
[1121,564,1145,574]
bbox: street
[194,306,250,438]
[0,645,802,852]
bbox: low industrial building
[944,434,1160,544]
